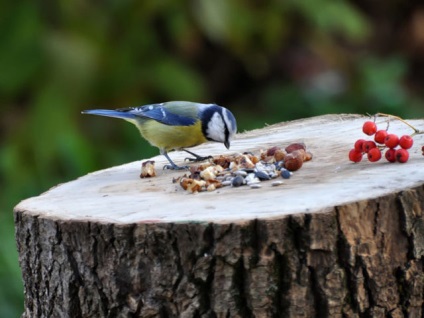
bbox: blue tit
[82,101,237,170]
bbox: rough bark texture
[14,185,424,317]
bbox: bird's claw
[163,164,189,170]
[184,155,213,163]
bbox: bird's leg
[162,151,189,170]
[183,149,213,162]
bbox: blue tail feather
[81,109,136,120]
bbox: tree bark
[14,114,424,317]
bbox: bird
[82,101,237,170]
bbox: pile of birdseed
[174,143,312,193]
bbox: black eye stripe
[223,112,230,143]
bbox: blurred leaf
[288,0,370,41]
[262,83,310,120]
[144,57,206,100]
[42,32,98,99]
[0,2,42,95]
[358,56,407,108]
[193,0,232,43]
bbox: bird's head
[201,104,237,149]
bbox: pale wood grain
[15,114,424,224]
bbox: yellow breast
[136,120,208,151]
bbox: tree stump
[14,114,424,318]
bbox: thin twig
[375,112,423,135]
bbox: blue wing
[82,102,199,126]
[118,103,197,126]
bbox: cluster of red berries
[349,120,414,163]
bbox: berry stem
[375,113,423,135]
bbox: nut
[273,148,286,162]
[237,154,255,169]
[213,155,232,169]
[206,179,222,189]
[291,149,307,161]
[304,151,313,162]
[140,160,156,178]
[249,154,260,164]
[180,177,206,193]
[285,142,306,153]
[200,165,224,180]
[284,153,303,171]
[266,146,280,157]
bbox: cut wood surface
[14,114,424,318]
[15,114,424,223]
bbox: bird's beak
[224,140,230,149]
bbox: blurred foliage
[1,0,424,316]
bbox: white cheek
[207,113,225,142]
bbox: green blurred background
[1,1,424,316]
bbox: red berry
[349,149,363,163]
[374,130,388,144]
[384,134,399,148]
[362,121,377,136]
[367,148,382,162]
[399,135,413,149]
[395,149,409,163]
[362,141,377,153]
[385,149,396,163]
[354,139,366,152]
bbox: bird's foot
[182,149,213,163]
[184,155,213,163]
[163,164,189,170]
[162,151,189,170]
